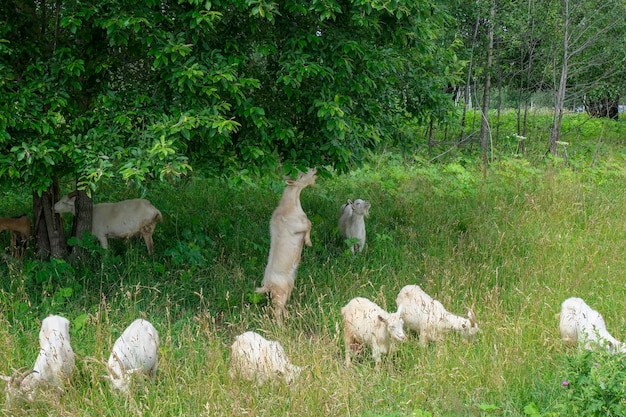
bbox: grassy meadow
[1,110,626,416]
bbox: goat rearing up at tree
[256,168,317,324]
[338,198,370,254]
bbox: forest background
[1,0,626,416]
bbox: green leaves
[0,0,461,193]
[246,0,280,21]
[559,350,626,417]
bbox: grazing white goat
[54,194,162,254]
[229,331,302,385]
[341,297,406,368]
[106,319,159,394]
[395,285,479,346]
[256,168,317,323]
[558,297,625,353]
[1,315,75,401]
[0,215,31,258]
[338,198,371,254]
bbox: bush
[559,350,626,416]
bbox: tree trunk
[33,178,66,259]
[460,12,482,143]
[70,190,94,257]
[521,0,537,139]
[549,0,570,156]
[495,55,503,143]
[480,2,495,176]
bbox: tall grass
[1,112,626,416]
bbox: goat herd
[1,169,625,403]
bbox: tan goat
[1,315,75,403]
[105,319,159,394]
[54,194,162,254]
[338,198,371,254]
[229,331,302,385]
[256,168,317,323]
[396,285,479,346]
[558,297,626,353]
[0,215,31,258]
[341,297,406,368]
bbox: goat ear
[396,304,403,315]
[378,315,387,323]
[285,179,296,186]
[467,309,477,325]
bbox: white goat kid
[558,297,625,353]
[54,194,162,254]
[229,331,302,385]
[395,285,479,346]
[106,319,159,393]
[341,297,406,368]
[1,315,75,402]
[338,198,370,254]
[256,168,317,323]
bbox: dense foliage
[1,0,625,202]
[0,0,461,195]
[561,351,626,416]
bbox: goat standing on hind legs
[256,168,317,324]
[338,198,370,254]
[0,215,31,258]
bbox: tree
[548,0,625,154]
[492,0,553,142]
[0,0,461,258]
[572,2,626,120]
[479,0,494,175]
[461,0,625,155]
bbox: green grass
[1,111,626,416]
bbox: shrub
[559,350,626,416]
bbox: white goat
[338,198,370,254]
[54,194,162,254]
[558,297,625,353]
[395,285,479,346]
[0,215,31,258]
[256,168,317,323]
[229,331,302,385]
[106,319,159,394]
[341,297,406,368]
[1,315,75,401]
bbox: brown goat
[0,215,31,258]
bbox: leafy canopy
[0,0,461,193]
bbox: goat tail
[255,285,269,294]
